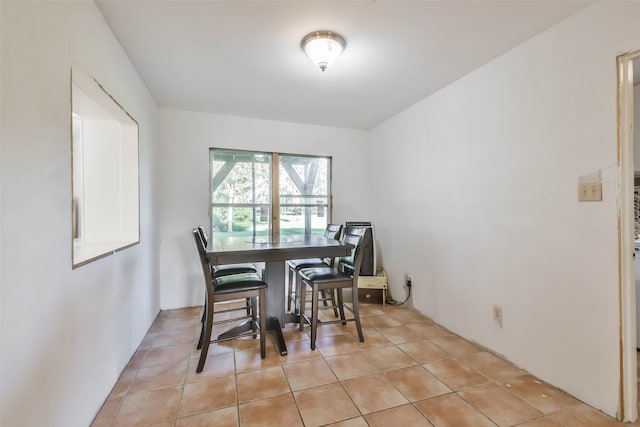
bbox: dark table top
[206,234,353,265]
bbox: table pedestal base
[217,316,289,356]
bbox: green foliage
[212,207,256,232]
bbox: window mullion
[272,152,280,240]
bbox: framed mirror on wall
[71,67,139,267]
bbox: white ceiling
[96,0,591,130]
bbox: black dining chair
[196,225,257,277]
[297,229,365,350]
[286,224,343,315]
[192,229,268,372]
[195,224,257,349]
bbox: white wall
[158,108,369,309]
[1,2,159,427]
[370,1,640,417]
[634,83,640,172]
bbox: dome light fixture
[301,31,346,72]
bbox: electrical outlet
[405,273,413,287]
[578,182,602,202]
[493,305,503,328]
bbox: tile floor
[91,302,640,427]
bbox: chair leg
[351,288,364,342]
[324,289,339,318]
[337,288,347,324]
[251,296,258,338]
[294,270,304,315]
[259,289,266,359]
[197,300,207,350]
[246,297,251,316]
[310,284,320,350]
[299,278,307,331]
[197,297,214,373]
[287,267,294,312]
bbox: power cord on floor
[386,278,412,306]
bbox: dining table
[206,234,354,355]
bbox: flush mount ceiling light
[301,31,346,72]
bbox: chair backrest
[339,230,365,283]
[196,224,209,246]
[320,224,343,267]
[193,228,214,295]
[339,225,372,275]
[324,223,342,240]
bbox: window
[278,154,330,236]
[209,149,331,238]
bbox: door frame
[618,50,638,422]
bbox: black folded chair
[192,229,267,372]
[287,224,343,314]
[298,229,365,350]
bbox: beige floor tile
[176,406,238,427]
[385,308,431,324]
[93,306,631,427]
[126,348,150,369]
[386,365,451,401]
[191,339,235,357]
[151,317,200,333]
[348,329,391,349]
[165,307,202,320]
[505,374,580,413]
[314,320,359,337]
[424,358,489,390]
[428,335,483,357]
[362,345,416,371]
[406,322,452,339]
[342,373,409,414]
[112,387,181,427]
[138,332,158,350]
[153,329,197,348]
[281,323,309,343]
[360,314,403,329]
[185,351,235,382]
[398,339,450,364]
[230,334,275,352]
[283,357,338,391]
[91,398,122,427]
[364,404,434,427]
[239,393,303,427]
[143,343,194,367]
[461,351,526,382]
[414,393,495,427]
[294,383,360,426]
[516,417,564,426]
[378,325,427,344]
[234,345,280,373]
[236,366,290,403]
[358,303,386,317]
[324,417,370,427]
[109,376,134,400]
[459,382,542,426]
[544,403,625,426]
[144,422,175,427]
[315,334,362,356]
[128,361,187,394]
[179,375,236,416]
[279,338,323,364]
[326,351,379,380]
